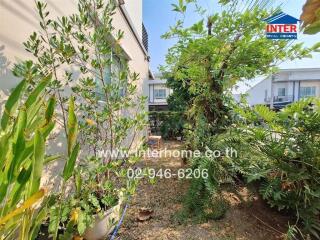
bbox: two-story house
[236,68,320,109]
[148,73,172,111]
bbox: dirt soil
[117,141,291,240]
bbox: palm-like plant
[234,99,320,238]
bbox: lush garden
[1,0,320,239]
[159,0,320,239]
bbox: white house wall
[123,0,143,40]
[246,78,271,106]
[0,0,150,189]
[0,0,149,97]
[242,69,320,106]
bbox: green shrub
[149,111,185,139]
[234,98,320,238]
[182,127,235,220]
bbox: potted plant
[47,152,140,239]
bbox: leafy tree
[17,0,147,237]
[166,76,192,112]
[162,0,313,136]
[161,0,317,224]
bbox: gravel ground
[117,141,290,240]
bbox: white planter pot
[176,136,182,141]
[83,201,122,240]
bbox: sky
[143,0,320,78]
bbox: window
[300,86,316,98]
[278,88,286,96]
[154,89,166,99]
[96,52,127,100]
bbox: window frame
[300,86,316,98]
[154,88,167,99]
[277,88,286,97]
[95,51,127,101]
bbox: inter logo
[264,12,300,40]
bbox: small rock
[137,207,153,222]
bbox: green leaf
[48,206,60,235]
[303,20,320,35]
[63,143,80,181]
[77,209,87,235]
[25,75,51,109]
[10,166,32,207]
[1,80,26,130]
[13,108,27,143]
[29,130,45,196]
[45,97,56,123]
[39,121,55,139]
[44,154,61,164]
[75,171,82,196]
[67,96,78,156]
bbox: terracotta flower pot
[83,200,122,240]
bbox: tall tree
[161,0,313,136]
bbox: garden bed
[118,141,291,240]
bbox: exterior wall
[246,77,272,106]
[0,0,150,188]
[0,0,149,98]
[273,81,294,102]
[299,81,320,98]
[123,0,143,40]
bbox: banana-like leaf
[40,122,55,139]
[45,97,56,123]
[29,130,45,196]
[25,97,45,130]
[63,143,80,181]
[10,166,32,208]
[0,132,9,167]
[1,80,26,130]
[0,74,56,239]
[7,126,26,184]
[0,188,46,226]
[67,96,78,156]
[13,108,27,144]
[25,75,51,109]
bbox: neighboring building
[148,74,173,111]
[237,68,320,109]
